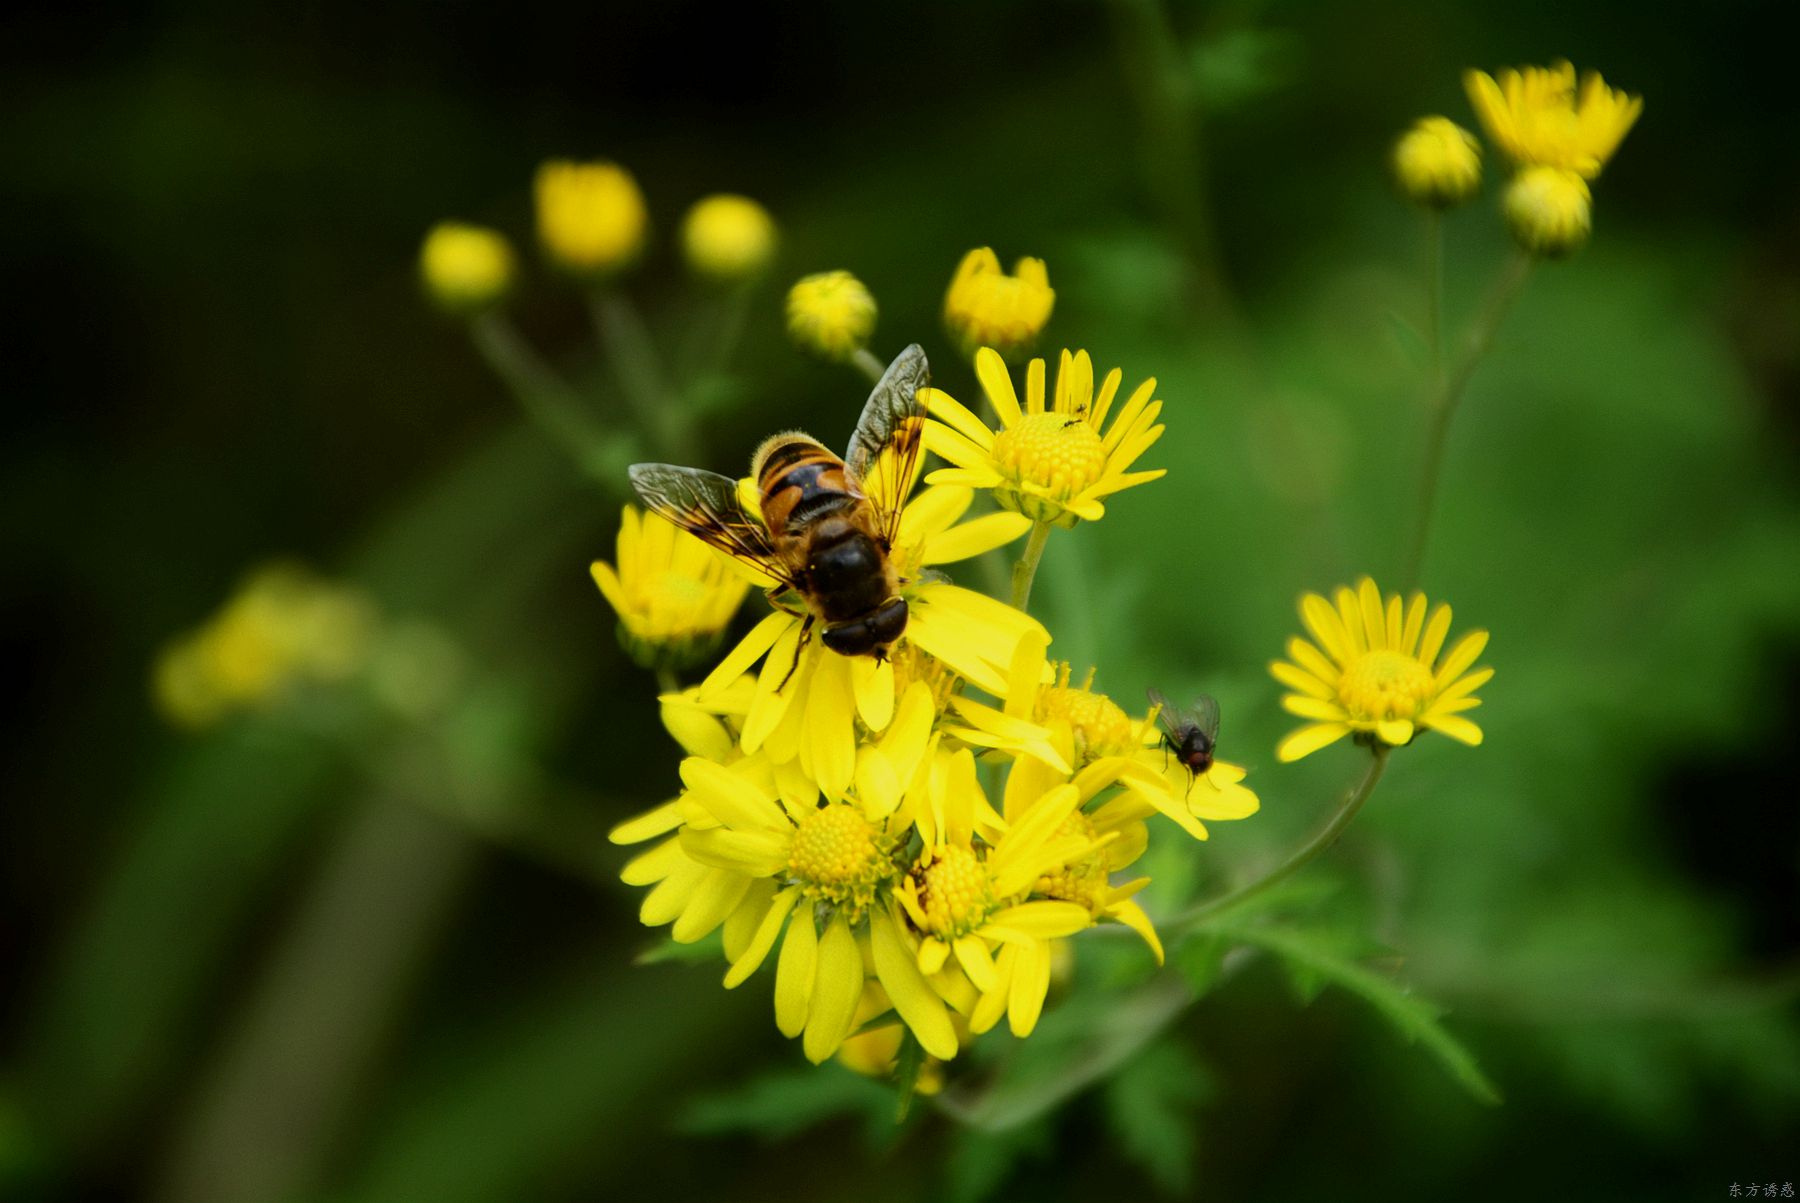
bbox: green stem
[1400,251,1533,590]
[1425,209,1445,389]
[1171,745,1389,931]
[850,347,886,386]
[1105,0,1237,325]
[1009,520,1053,612]
[590,290,695,462]
[470,314,614,481]
[655,668,680,696]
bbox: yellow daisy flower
[418,221,515,315]
[949,633,1258,840]
[1269,577,1493,762]
[896,748,1100,1038]
[1391,116,1482,209]
[942,247,1055,360]
[696,482,1036,802]
[924,347,1165,528]
[591,505,751,673]
[669,756,961,1064]
[785,270,877,363]
[1464,61,1642,179]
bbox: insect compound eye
[821,620,879,657]
[867,596,908,645]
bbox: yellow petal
[953,935,998,994]
[1428,713,1484,746]
[723,882,795,986]
[1375,718,1414,747]
[924,387,998,449]
[923,511,1034,565]
[773,904,818,1037]
[1300,593,1352,665]
[678,826,790,876]
[608,799,685,846]
[1008,940,1051,1036]
[701,610,788,699]
[1276,722,1352,762]
[1417,603,1453,666]
[976,347,1022,427]
[1435,629,1490,685]
[672,867,751,943]
[870,909,959,1059]
[1110,898,1164,965]
[678,757,788,832]
[803,915,863,1063]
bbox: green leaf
[1213,922,1502,1105]
[678,1065,894,1144]
[944,1120,1051,1203]
[1102,1037,1216,1195]
[632,930,724,966]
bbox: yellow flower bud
[419,222,515,315]
[534,159,648,278]
[942,247,1054,359]
[1391,117,1482,209]
[785,270,877,362]
[680,194,777,282]
[1503,165,1592,258]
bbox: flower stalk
[1171,745,1390,932]
[1009,519,1052,611]
[1402,250,1533,589]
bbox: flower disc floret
[1270,577,1493,761]
[788,803,892,918]
[1038,672,1135,762]
[923,348,1166,529]
[993,413,1109,514]
[913,845,996,940]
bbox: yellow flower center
[993,412,1107,499]
[787,804,891,921]
[1034,814,1107,914]
[1039,683,1135,762]
[789,804,880,886]
[914,845,995,938]
[1339,650,1435,722]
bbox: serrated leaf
[1102,1037,1215,1194]
[1214,922,1501,1105]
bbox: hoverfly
[628,345,929,680]
[1147,688,1221,786]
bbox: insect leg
[775,615,814,694]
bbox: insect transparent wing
[843,344,929,545]
[627,462,801,591]
[1145,687,1182,740]
[1191,695,1222,743]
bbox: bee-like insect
[628,345,930,672]
[1147,688,1221,784]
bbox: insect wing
[1189,694,1222,744]
[1145,687,1183,740]
[628,462,801,592]
[843,343,929,545]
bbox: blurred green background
[5,0,1798,1199]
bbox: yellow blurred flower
[924,347,1165,528]
[942,247,1054,360]
[591,505,751,673]
[680,194,777,282]
[534,159,648,278]
[1503,165,1592,258]
[1269,577,1492,762]
[1464,61,1641,179]
[1391,117,1482,209]
[152,563,377,729]
[419,221,515,315]
[785,270,877,362]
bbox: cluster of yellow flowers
[596,333,1260,1076]
[1392,60,1641,256]
[587,227,1506,1079]
[419,159,779,314]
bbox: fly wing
[1191,694,1222,743]
[627,462,802,592]
[1145,687,1181,740]
[843,344,929,546]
